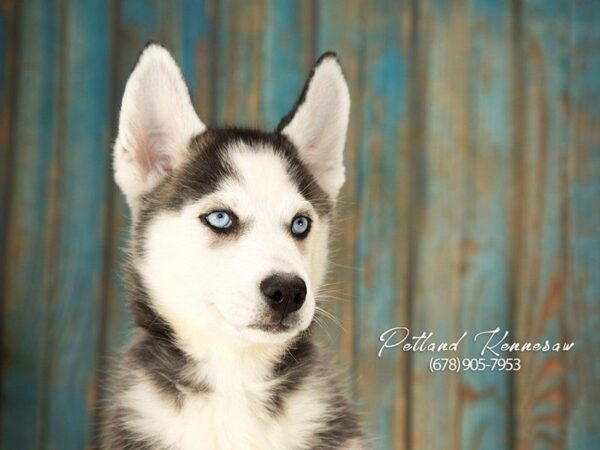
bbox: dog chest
[121,373,326,450]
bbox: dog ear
[277,52,350,199]
[114,43,206,208]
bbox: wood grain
[564,0,600,447]
[180,0,215,121]
[214,0,267,125]
[1,0,61,447]
[514,1,570,448]
[353,2,412,448]
[261,0,313,127]
[458,0,513,448]
[0,0,17,433]
[0,0,17,293]
[43,1,111,447]
[411,0,469,448]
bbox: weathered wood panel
[0,0,17,304]
[353,2,412,449]
[213,0,313,128]
[0,0,17,433]
[514,1,570,448]
[214,0,267,124]
[1,0,61,447]
[565,0,600,447]
[458,0,513,448]
[43,1,112,446]
[180,0,215,122]
[411,0,469,448]
[262,0,314,126]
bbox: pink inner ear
[135,128,177,177]
[155,153,174,176]
[132,139,174,179]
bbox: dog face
[114,45,350,346]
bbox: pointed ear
[114,43,206,208]
[277,52,350,199]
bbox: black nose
[260,273,307,317]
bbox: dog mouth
[249,314,300,333]
[248,322,292,333]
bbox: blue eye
[291,215,311,237]
[205,211,233,230]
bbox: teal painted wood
[214,0,267,124]
[0,7,17,431]
[44,1,112,447]
[214,0,313,123]
[353,2,411,449]
[565,0,600,447]
[180,0,215,121]
[262,0,313,127]
[316,0,362,372]
[0,0,61,447]
[411,1,469,448]
[0,0,17,292]
[116,0,213,105]
[458,0,512,448]
[515,1,571,447]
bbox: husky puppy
[103,43,364,449]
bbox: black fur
[310,389,364,450]
[266,330,316,415]
[161,128,331,215]
[266,329,363,446]
[129,334,210,407]
[133,127,332,258]
[123,267,210,405]
[125,268,176,342]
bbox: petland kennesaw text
[377,327,575,358]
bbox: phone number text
[429,357,521,372]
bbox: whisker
[315,306,344,331]
[313,316,334,342]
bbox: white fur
[280,56,350,199]
[114,44,206,209]
[139,143,328,349]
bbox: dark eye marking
[290,215,311,239]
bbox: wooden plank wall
[0,1,598,449]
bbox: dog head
[114,44,349,346]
